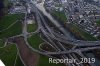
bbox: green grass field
[0,14,24,30]
[0,21,22,39]
[14,55,24,66]
[0,14,24,39]
[0,44,24,66]
[96,20,100,26]
[27,23,37,33]
[28,34,44,50]
[52,11,67,22]
[0,44,17,66]
[0,3,25,65]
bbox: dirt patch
[14,37,39,66]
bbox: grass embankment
[0,14,24,39]
[63,16,99,40]
[68,20,100,40]
[52,11,67,22]
[28,34,64,66]
[69,24,97,41]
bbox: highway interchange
[1,0,100,66]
